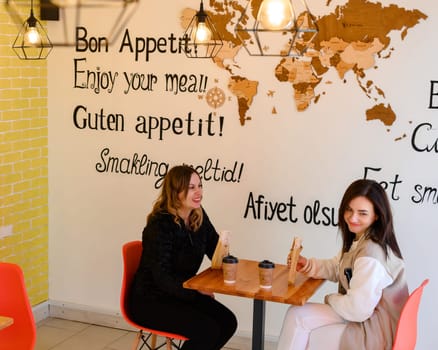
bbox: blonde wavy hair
[147,165,203,231]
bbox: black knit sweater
[130,208,219,302]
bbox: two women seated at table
[128,164,407,350]
[277,179,408,350]
[128,165,237,350]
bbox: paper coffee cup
[258,260,275,288]
[222,255,238,283]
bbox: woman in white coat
[277,179,408,350]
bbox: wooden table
[0,316,14,330]
[183,259,324,350]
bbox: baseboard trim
[46,300,135,331]
[32,301,50,323]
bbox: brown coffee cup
[222,255,239,283]
[258,260,275,289]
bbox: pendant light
[12,0,53,60]
[7,0,139,48]
[184,0,223,58]
[235,0,318,57]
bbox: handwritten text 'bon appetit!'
[76,27,192,61]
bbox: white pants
[276,303,347,350]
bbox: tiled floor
[35,317,277,350]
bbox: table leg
[252,299,265,350]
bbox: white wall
[48,0,437,348]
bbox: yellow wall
[0,2,48,306]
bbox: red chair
[120,240,188,350]
[0,262,36,350]
[392,278,429,350]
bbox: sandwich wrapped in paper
[288,236,303,285]
[211,230,230,269]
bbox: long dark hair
[338,179,403,259]
[147,165,203,231]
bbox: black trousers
[130,293,238,350]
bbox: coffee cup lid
[223,255,239,263]
[259,260,275,268]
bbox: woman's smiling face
[178,173,203,213]
[343,196,377,238]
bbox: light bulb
[24,26,41,45]
[194,22,212,43]
[50,0,79,7]
[258,0,294,30]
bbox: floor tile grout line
[42,323,94,350]
[36,317,277,350]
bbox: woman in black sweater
[129,165,237,350]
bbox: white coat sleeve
[325,257,393,322]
